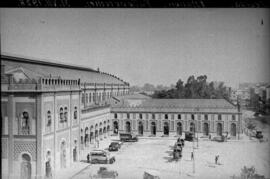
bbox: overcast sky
[1,8,269,88]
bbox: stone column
[7,94,14,179]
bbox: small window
[139,114,142,119]
[232,115,235,120]
[204,114,208,120]
[165,114,168,119]
[127,113,130,119]
[114,113,117,119]
[191,114,195,120]
[178,114,181,119]
[171,114,174,120]
[47,111,52,127]
[218,114,222,120]
[64,107,68,122]
[60,107,64,123]
[74,107,78,120]
[152,114,155,119]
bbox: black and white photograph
[1,7,270,179]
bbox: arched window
[165,114,168,119]
[64,107,68,123]
[114,113,117,119]
[139,114,142,119]
[127,113,130,119]
[21,111,30,135]
[59,107,64,123]
[74,107,77,121]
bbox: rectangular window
[139,114,143,119]
[178,114,181,119]
[114,113,117,119]
[146,113,148,119]
[191,114,195,120]
[133,113,136,119]
[171,114,174,120]
[152,114,155,119]
[165,114,168,119]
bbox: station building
[1,55,129,179]
[111,94,242,138]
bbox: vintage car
[184,132,194,141]
[119,133,138,142]
[255,131,263,139]
[143,169,160,179]
[108,142,121,151]
[91,167,118,179]
[90,150,115,164]
[173,145,182,160]
[211,136,225,142]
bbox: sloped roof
[114,93,151,100]
[112,98,238,113]
[1,55,127,85]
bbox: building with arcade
[1,55,129,179]
[111,94,242,138]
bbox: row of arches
[113,121,237,136]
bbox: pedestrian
[215,155,219,164]
[191,152,194,160]
[87,153,90,163]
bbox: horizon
[1,9,270,88]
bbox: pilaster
[7,94,14,179]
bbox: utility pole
[193,127,195,174]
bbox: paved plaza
[72,134,270,179]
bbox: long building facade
[1,55,129,179]
[111,94,243,138]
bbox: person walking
[215,155,219,164]
[87,153,90,163]
[191,152,194,161]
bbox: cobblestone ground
[73,135,270,179]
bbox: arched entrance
[138,121,143,135]
[190,122,195,133]
[163,122,169,135]
[176,122,182,136]
[21,153,31,179]
[60,141,66,168]
[217,123,223,136]
[103,127,106,137]
[230,123,236,136]
[151,122,156,135]
[45,151,52,178]
[126,121,131,133]
[203,123,209,136]
[113,121,118,134]
[90,126,94,143]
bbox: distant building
[111,95,242,139]
[1,55,129,179]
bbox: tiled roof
[1,55,127,85]
[114,93,152,100]
[112,98,239,113]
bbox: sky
[1,8,269,88]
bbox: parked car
[256,131,263,139]
[108,142,121,151]
[143,169,160,179]
[90,150,115,164]
[184,132,194,141]
[119,133,138,142]
[173,145,182,160]
[91,167,118,179]
[211,136,225,142]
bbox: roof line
[1,54,98,73]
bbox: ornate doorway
[217,123,223,136]
[21,153,31,179]
[125,121,131,133]
[176,122,182,136]
[138,121,143,135]
[230,123,236,136]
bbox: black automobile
[108,142,121,151]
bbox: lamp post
[193,126,195,174]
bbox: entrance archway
[138,121,143,135]
[126,121,131,133]
[151,122,156,135]
[163,122,169,135]
[176,122,182,136]
[73,140,77,162]
[21,153,31,179]
[217,123,223,136]
[230,123,236,136]
[113,121,118,134]
[203,123,209,136]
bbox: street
[73,135,270,179]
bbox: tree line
[152,75,231,100]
